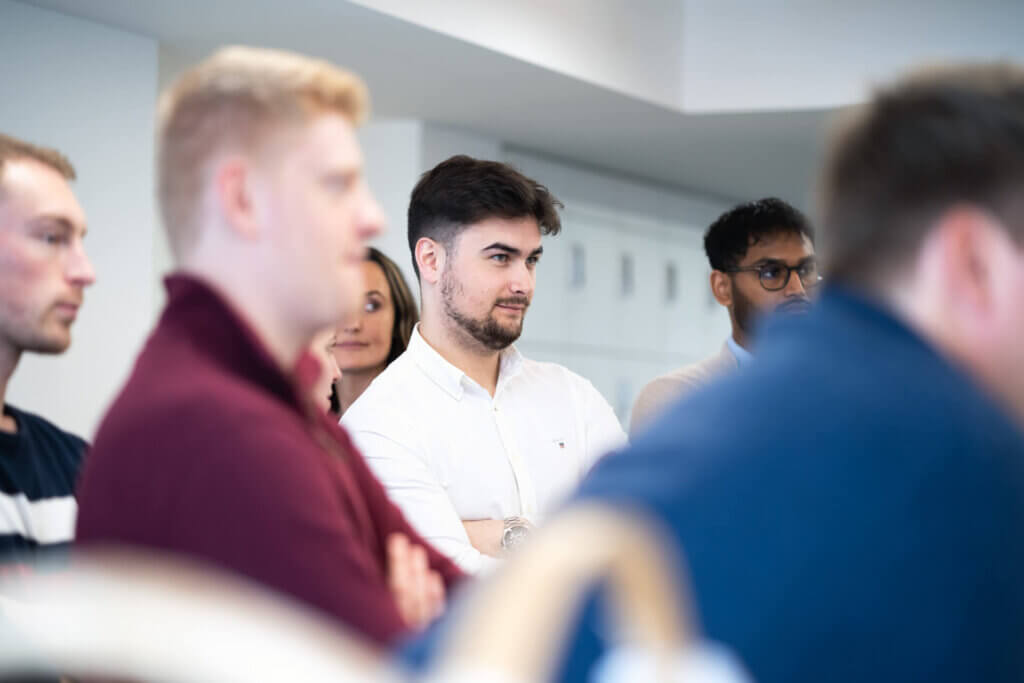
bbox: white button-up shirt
[342,326,627,573]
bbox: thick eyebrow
[481,242,521,256]
[480,243,544,258]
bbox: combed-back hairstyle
[407,155,563,278]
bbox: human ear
[416,237,445,286]
[934,207,1000,320]
[213,157,261,241]
[710,270,733,307]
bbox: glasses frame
[721,261,822,292]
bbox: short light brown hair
[157,46,370,258]
[0,133,76,187]
[819,62,1024,289]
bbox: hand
[462,519,505,558]
[386,533,445,630]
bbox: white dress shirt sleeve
[350,428,501,575]
[575,374,629,470]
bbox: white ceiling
[20,0,1018,208]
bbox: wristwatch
[500,516,531,553]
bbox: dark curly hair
[703,197,814,272]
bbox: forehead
[271,112,363,169]
[742,230,814,263]
[456,215,542,249]
[0,158,86,232]
[362,259,391,293]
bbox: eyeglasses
[722,260,822,292]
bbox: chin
[30,332,72,354]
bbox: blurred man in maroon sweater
[75,46,463,645]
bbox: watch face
[502,524,530,551]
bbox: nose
[508,261,534,297]
[67,238,96,287]
[340,313,362,334]
[357,183,385,242]
[783,270,807,298]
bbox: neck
[0,341,21,432]
[336,366,382,414]
[419,311,502,396]
[730,325,751,352]
[177,261,311,373]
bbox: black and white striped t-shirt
[1,404,86,567]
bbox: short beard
[732,285,757,339]
[732,284,810,340]
[441,266,525,352]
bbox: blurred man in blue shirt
[569,64,1024,683]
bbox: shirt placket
[491,398,537,520]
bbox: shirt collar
[726,335,755,368]
[408,324,524,400]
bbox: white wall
[359,119,426,291]
[681,0,1024,112]
[0,0,159,439]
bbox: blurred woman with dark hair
[330,247,418,415]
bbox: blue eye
[491,253,510,263]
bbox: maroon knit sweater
[76,275,463,645]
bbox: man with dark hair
[0,133,95,566]
[562,63,1024,683]
[630,197,817,435]
[344,155,626,573]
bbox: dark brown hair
[0,133,75,184]
[367,247,418,365]
[407,155,563,278]
[819,63,1024,289]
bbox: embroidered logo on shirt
[554,439,566,449]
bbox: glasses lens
[799,261,821,288]
[758,264,788,290]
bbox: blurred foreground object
[426,502,748,683]
[569,61,1024,683]
[1,504,746,682]
[0,550,397,682]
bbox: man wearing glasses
[630,198,818,435]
